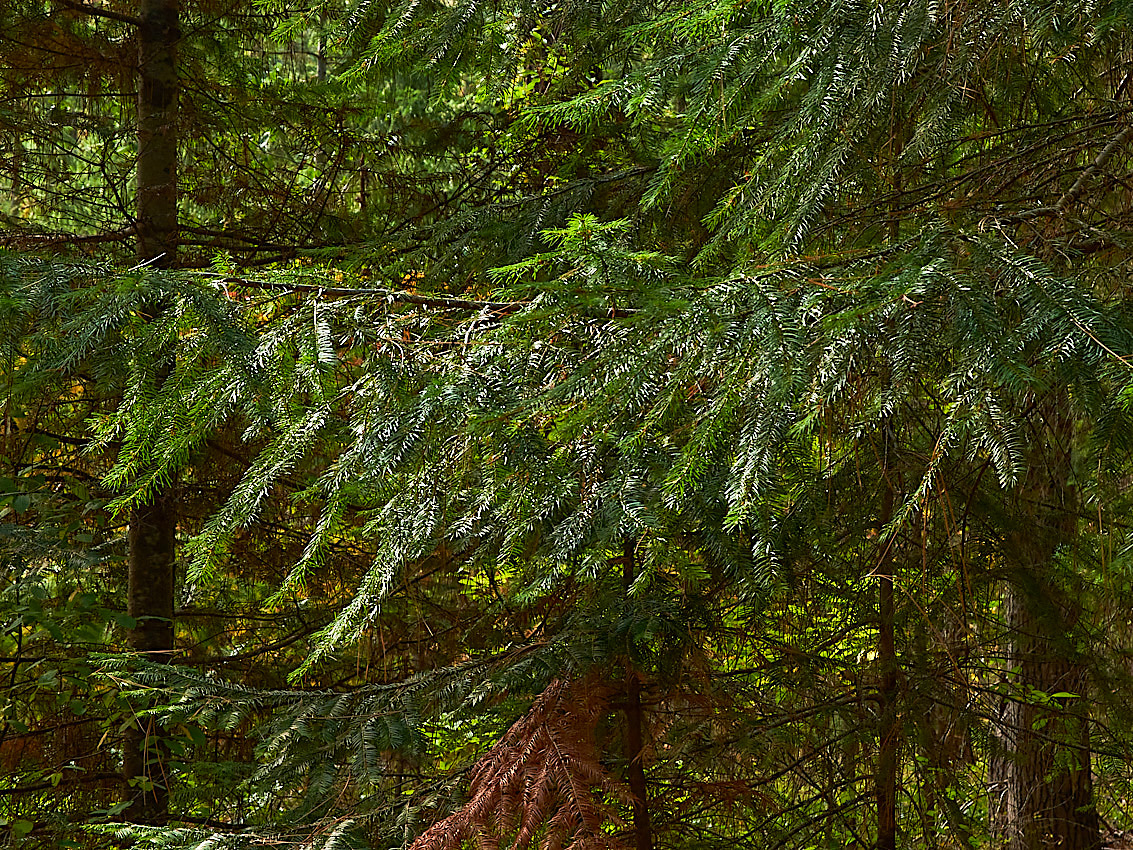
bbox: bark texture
[988,399,1099,850]
[136,0,179,267]
[123,495,176,823]
[123,0,179,824]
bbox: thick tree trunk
[988,399,1098,850]
[123,495,176,823]
[990,585,1097,850]
[136,0,179,268]
[123,0,179,825]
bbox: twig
[211,274,637,318]
[54,0,142,26]
[1009,123,1133,221]
[215,275,528,314]
[1054,124,1133,212]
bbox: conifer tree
[1,0,424,840]
[5,2,1133,850]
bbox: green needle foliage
[5,1,1133,849]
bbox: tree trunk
[876,121,904,850]
[123,0,179,824]
[625,671,652,850]
[123,495,176,823]
[623,539,653,850]
[876,469,899,850]
[989,398,1098,850]
[136,0,179,268]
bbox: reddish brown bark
[989,398,1099,850]
[136,0,179,268]
[123,494,176,823]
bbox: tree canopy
[3,2,1133,850]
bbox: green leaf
[115,613,138,629]
[11,820,34,839]
[186,724,208,749]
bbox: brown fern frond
[410,678,628,850]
